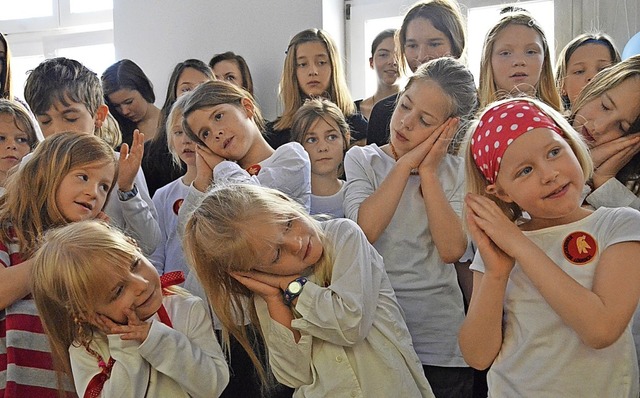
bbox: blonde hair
[478,11,562,111]
[0,132,117,257]
[570,55,640,184]
[0,99,40,150]
[182,80,265,147]
[165,94,191,167]
[183,184,333,386]
[464,97,592,221]
[554,33,620,110]
[31,220,186,391]
[397,0,467,74]
[274,29,355,131]
[96,111,123,149]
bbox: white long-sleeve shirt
[69,294,229,398]
[255,218,434,398]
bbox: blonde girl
[570,54,640,209]
[478,10,562,111]
[0,99,39,189]
[0,132,117,397]
[31,220,229,397]
[291,98,350,217]
[555,32,620,110]
[148,95,195,276]
[344,57,477,397]
[183,183,434,397]
[356,29,400,121]
[367,0,467,146]
[459,97,640,396]
[267,28,366,149]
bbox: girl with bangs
[183,183,434,397]
[31,220,229,397]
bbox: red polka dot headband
[471,100,563,184]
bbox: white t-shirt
[471,207,640,397]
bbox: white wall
[113,0,343,120]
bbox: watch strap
[117,184,138,201]
[283,276,308,305]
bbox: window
[0,0,114,100]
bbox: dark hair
[0,32,12,99]
[371,29,397,57]
[24,57,103,117]
[555,32,621,109]
[209,51,254,95]
[397,0,466,73]
[143,59,214,175]
[101,59,155,145]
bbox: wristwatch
[117,184,138,201]
[283,277,308,305]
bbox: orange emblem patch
[173,199,184,215]
[562,231,597,265]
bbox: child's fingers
[119,143,130,158]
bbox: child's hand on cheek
[465,193,526,259]
[465,201,515,279]
[118,129,145,191]
[95,211,110,223]
[232,271,299,304]
[193,145,224,192]
[418,117,459,176]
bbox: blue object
[622,31,640,60]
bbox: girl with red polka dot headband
[460,97,640,397]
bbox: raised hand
[465,193,525,260]
[418,117,459,175]
[193,145,224,192]
[590,133,640,189]
[91,309,151,343]
[118,129,145,191]
[465,198,515,279]
[231,271,300,302]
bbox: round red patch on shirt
[246,164,261,176]
[562,231,597,265]
[173,199,184,215]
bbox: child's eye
[284,219,294,232]
[318,60,328,66]
[201,130,210,140]
[327,134,339,142]
[405,43,417,50]
[65,118,79,123]
[517,166,533,177]
[526,49,539,55]
[420,118,430,127]
[111,284,124,301]
[272,248,281,264]
[173,130,183,136]
[17,137,29,144]
[499,51,510,56]
[100,182,111,192]
[305,136,318,144]
[296,62,307,68]
[0,136,5,142]
[548,147,561,158]
[78,173,89,181]
[225,76,236,81]
[130,258,140,271]
[214,113,223,121]
[600,102,611,111]
[429,42,441,48]
[572,69,585,75]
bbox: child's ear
[485,183,514,203]
[240,98,255,119]
[94,105,109,128]
[369,57,374,69]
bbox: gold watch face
[288,281,303,295]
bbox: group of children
[0,0,639,397]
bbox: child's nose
[284,234,303,256]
